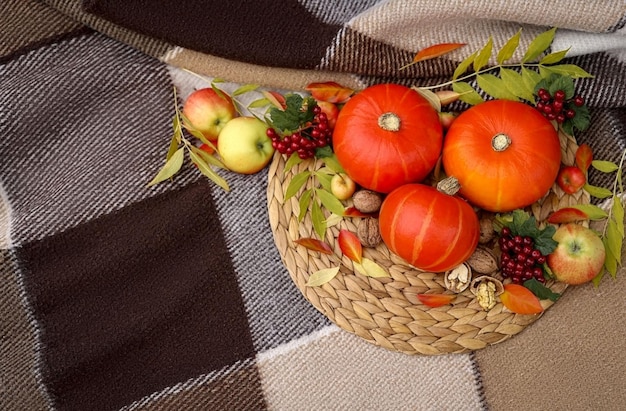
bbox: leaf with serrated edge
[360,258,390,277]
[592,160,619,173]
[306,267,340,287]
[285,171,311,200]
[189,149,230,191]
[500,284,543,314]
[452,81,483,105]
[540,48,570,65]
[497,29,521,64]
[338,229,362,263]
[311,200,326,239]
[584,184,613,199]
[147,148,184,186]
[453,51,478,80]
[473,36,493,72]
[316,188,345,216]
[477,74,519,101]
[298,189,312,221]
[522,27,556,63]
[294,237,333,254]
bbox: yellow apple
[183,87,237,141]
[217,116,274,174]
[330,173,356,200]
[547,223,606,285]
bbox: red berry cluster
[498,227,547,284]
[535,88,584,124]
[267,106,331,159]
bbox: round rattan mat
[267,130,590,355]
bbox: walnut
[352,190,383,214]
[470,276,504,311]
[357,217,382,247]
[466,246,498,274]
[444,263,471,293]
[479,215,496,244]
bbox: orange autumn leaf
[305,81,354,104]
[262,90,286,109]
[294,237,334,255]
[575,143,593,173]
[338,229,362,263]
[500,284,543,315]
[344,206,375,218]
[401,43,466,70]
[546,207,589,224]
[417,293,455,308]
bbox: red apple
[330,173,356,200]
[182,88,237,141]
[547,223,606,285]
[556,165,586,194]
[316,101,340,130]
[217,116,274,174]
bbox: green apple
[547,223,606,285]
[217,116,274,174]
[330,173,356,200]
[183,87,237,141]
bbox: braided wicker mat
[267,130,590,355]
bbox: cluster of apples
[182,88,275,174]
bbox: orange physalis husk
[417,293,456,308]
[575,143,593,173]
[500,284,544,315]
[294,237,334,255]
[546,207,589,224]
[338,229,362,263]
[305,81,354,104]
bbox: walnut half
[469,276,504,311]
[444,263,471,293]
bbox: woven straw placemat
[267,130,589,355]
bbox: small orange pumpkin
[378,182,480,272]
[332,83,443,193]
[442,99,561,212]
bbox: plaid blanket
[2,1,626,410]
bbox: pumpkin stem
[378,112,401,131]
[491,134,511,152]
[437,176,461,195]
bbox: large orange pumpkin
[332,83,443,193]
[442,99,561,212]
[378,183,480,272]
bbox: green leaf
[605,219,623,267]
[473,36,493,72]
[248,97,271,109]
[540,64,594,79]
[452,81,484,105]
[476,73,519,101]
[284,152,303,173]
[524,278,560,302]
[166,132,180,162]
[584,184,614,199]
[569,103,591,131]
[189,148,230,191]
[315,170,333,192]
[567,204,609,220]
[298,189,312,222]
[591,160,619,173]
[602,237,619,279]
[322,154,345,174]
[316,188,345,216]
[306,266,340,287]
[453,51,478,80]
[540,48,570,65]
[285,170,311,200]
[354,258,390,278]
[499,68,535,102]
[232,83,259,96]
[522,27,556,63]
[613,197,625,236]
[544,74,575,99]
[497,29,521,64]
[268,93,316,133]
[147,147,184,186]
[521,67,542,98]
[311,200,326,239]
[315,145,334,159]
[191,145,226,169]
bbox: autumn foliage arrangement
[149,27,624,317]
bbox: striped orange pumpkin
[378,183,480,272]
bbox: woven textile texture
[2,1,626,410]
